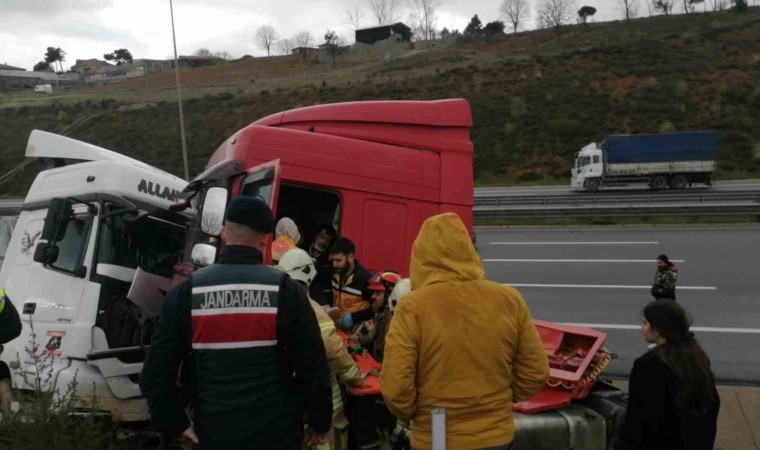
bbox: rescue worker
[346,272,402,450]
[329,238,372,331]
[307,223,337,307]
[276,248,365,450]
[381,213,550,450]
[350,271,402,363]
[0,288,22,418]
[271,217,301,264]
[140,196,332,450]
[652,254,678,301]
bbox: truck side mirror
[41,198,73,243]
[33,242,59,265]
[192,243,217,267]
[201,187,227,237]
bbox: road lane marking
[485,259,684,263]
[505,283,716,290]
[490,241,659,245]
[562,323,760,334]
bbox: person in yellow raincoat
[380,213,550,450]
[276,248,365,450]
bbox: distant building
[0,63,25,71]
[0,70,80,91]
[176,55,222,68]
[71,59,112,74]
[355,23,412,45]
[292,47,319,55]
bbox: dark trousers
[347,395,396,450]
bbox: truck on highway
[571,131,719,191]
[1,100,624,449]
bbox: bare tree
[617,0,639,18]
[277,38,295,55]
[708,0,727,10]
[652,0,675,14]
[500,0,530,33]
[194,48,213,57]
[683,0,704,13]
[366,0,402,25]
[214,51,233,60]
[294,31,314,49]
[293,31,315,61]
[201,214,223,237]
[408,0,439,40]
[256,25,278,57]
[536,0,576,29]
[344,2,364,29]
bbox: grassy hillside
[0,9,758,196]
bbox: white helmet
[276,248,316,287]
[388,278,411,312]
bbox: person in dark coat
[140,197,333,450]
[0,289,21,345]
[306,223,336,307]
[620,300,720,450]
[652,254,678,301]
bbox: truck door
[238,160,282,261]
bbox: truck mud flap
[514,404,606,450]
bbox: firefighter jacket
[380,214,550,450]
[310,300,363,429]
[140,246,332,449]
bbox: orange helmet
[367,272,386,291]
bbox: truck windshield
[97,205,186,278]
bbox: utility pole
[169,0,190,181]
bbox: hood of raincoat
[410,213,484,289]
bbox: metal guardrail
[474,190,760,208]
[474,203,760,219]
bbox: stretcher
[336,329,383,396]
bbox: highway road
[475,226,760,384]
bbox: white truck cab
[571,143,604,191]
[0,130,189,421]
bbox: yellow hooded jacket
[380,213,550,450]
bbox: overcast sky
[2,0,633,72]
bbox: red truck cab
[186,99,474,276]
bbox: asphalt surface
[475,179,760,197]
[475,226,760,384]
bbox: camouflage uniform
[652,265,678,300]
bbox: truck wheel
[670,175,688,190]
[584,178,601,191]
[650,176,668,190]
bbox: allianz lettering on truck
[571,131,718,191]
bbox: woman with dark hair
[620,300,720,450]
[652,254,678,300]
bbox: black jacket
[308,245,333,307]
[0,294,21,344]
[140,246,332,449]
[620,349,719,450]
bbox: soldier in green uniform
[141,196,333,450]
